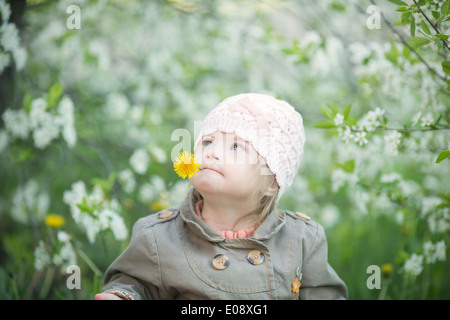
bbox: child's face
[190,131,262,202]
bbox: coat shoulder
[284,210,324,248]
[285,210,318,229]
[134,206,181,232]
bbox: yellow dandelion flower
[173,151,201,179]
[45,214,65,228]
[381,263,393,276]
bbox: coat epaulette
[146,207,180,227]
[286,210,312,222]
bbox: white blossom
[0,23,20,52]
[118,168,136,193]
[427,207,449,234]
[151,145,167,163]
[384,130,402,155]
[52,232,77,269]
[57,96,77,147]
[29,98,48,130]
[404,253,423,276]
[2,108,29,139]
[421,196,443,216]
[333,113,344,126]
[423,241,446,264]
[0,0,11,23]
[320,204,340,228]
[354,189,370,214]
[129,148,150,174]
[138,183,155,203]
[32,118,59,149]
[331,168,359,192]
[12,46,26,70]
[357,109,384,132]
[11,179,50,224]
[411,112,422,127]
[34,241,51,272]
[380,172,402,183]
[63,180,128,243]
[354,131,368,146]
[105,93,129,119]
[420,113,434,127]
[338,126,354,143]
[34,232,77,272]
[372,107,385,119]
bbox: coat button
[158,210,173,219]
[212,254,230,270]
[247,250,265,265]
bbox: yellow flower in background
[151,199,170,211]
[381,263,393,276]
[173,151,201,179]
[45,214,65,228]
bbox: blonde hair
[189,156,280,229]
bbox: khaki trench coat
[101,195,348,300]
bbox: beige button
[212,254,230,270]
[158,210,173,219]
[295,212,310,221]
[247,250,265,265]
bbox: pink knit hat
[194,93,305,198]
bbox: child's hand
[95,293,124,300]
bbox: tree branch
[349,125,450,134]
[412,0,450,53]
[368,0,447,82]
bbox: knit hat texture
[194,93,305,198]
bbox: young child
[95,93,347,300]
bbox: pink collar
[194,200,256,239]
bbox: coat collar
[177,190,286,243]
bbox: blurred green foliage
[0,0,449,299]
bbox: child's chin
[190,177,221,194]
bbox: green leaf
[431,10,441,20]
[329,1,347,11]
[385,41,400,63]
[337,160,355,173]
[396,7,409,12]
[435,34,449,41]
[47,82,63,109]
[327,103,340,114]
[388,0,408,6]
[343,104,352,120]
[401,11,412,24]
[410,15,416,37]
[435,150,450,163]
[408,36,431,47]
[320,106,334,120]
[441,0,450,16]
[15,149,33,164]
[22,92,33,113]
[420,20,431,35]
[314,121,336,129]
[442,61,450,75]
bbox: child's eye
[203,139,212,146]
[232,143,243,151]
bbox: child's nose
[205,143,224,161]
[206,148,220,160]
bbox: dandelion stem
[75,247,103,277]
